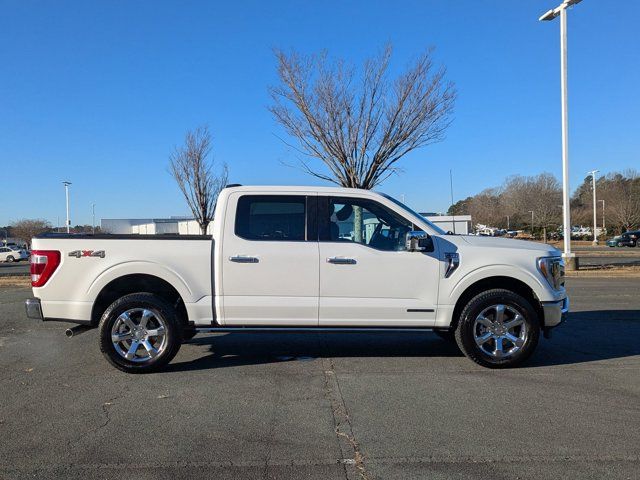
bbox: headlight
[537,256,565,290]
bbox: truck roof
[224,185,384,195]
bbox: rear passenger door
[221,192,319,326]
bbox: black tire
[6,255,14,263]
[99,293,182,373]
[454,289,540,368]
[433,329,456,343]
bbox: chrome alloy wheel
[473,304,528,359]
[111,308,167,362]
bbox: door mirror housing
[406,231,432,252]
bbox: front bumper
[541,296,569,328]
[25,298,44,321]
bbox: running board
[195,326,441,333]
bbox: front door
[318,196,440,326]
[221,192,319,326]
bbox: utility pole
[92,203,96,234]
[539,0,583,268]
[62,181,72,234]
[588,169,599,245]
[449,169,456,234]
[529,211,535,235]
[506,215,510,230]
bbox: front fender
[446,264,554,307]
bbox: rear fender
[86,261,194,304]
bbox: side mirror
[406,231,432,252]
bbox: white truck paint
[25,186,568,371]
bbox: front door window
[321,197,416,251]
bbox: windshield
[380,193,446,235]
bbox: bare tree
[10,219,52,246]
[467,188,504,228]
[270,45,456,189]
[501,174,561,241]
[601,169,640,232]
[571,169,640,234]
[169,126,229,235]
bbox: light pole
[599,199,605,233]
[62,181,72,234]
[92,203,96,235]
[539,0,583,267]
[587,169,599,245]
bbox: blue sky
[1,0,638,226]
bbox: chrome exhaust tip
[65,325,92,338]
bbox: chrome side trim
[444,252,460,278]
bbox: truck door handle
[229,255,259,263]
[327,257,357,265]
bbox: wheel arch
[449,276,545,330]
[90,274,189,327]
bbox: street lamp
[599,199,605,233]
[587,169,599,245]
[62,181,72,234]
[539,0,583,268]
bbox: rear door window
[235,195,307,241]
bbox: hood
[459,235,560,255]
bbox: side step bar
[195,327,442,333]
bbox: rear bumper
[24,298,91,325]
[25,298,44,321]
[542,296,569,328]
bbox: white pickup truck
[25,185,568,373]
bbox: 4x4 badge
[69,250,105,258]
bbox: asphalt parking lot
[1,278,639,480]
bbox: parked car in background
[607,231,639,247]
[10,245,30,258]
[0,246,29,262]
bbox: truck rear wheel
[454,289,540,368]
[98,293,182,373]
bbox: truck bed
[30,233,214,325]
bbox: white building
[421,214,472,235]
[101,217,211,235]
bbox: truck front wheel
[98,293,182,373]
[455,289,540,368]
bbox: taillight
[30,250,61,287]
